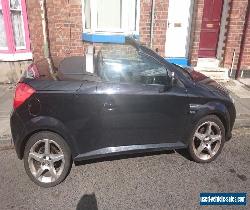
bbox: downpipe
[150,0,155,49]
[235,1,250,79]
[39,0,57,80]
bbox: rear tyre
[188,115,225,163]
[24,131,72,187]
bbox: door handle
[103,101,116,111]
[74,93,80,99]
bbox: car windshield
[95,43,168,85]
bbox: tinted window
[96,44,168,85]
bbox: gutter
[235,1,250,79]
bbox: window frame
[0,0,31,59]
[82,0,140,35]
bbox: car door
[94,81,188,151]
[93,46,189,150]
[73,44,189,156]
[104,81,189,148]
[73,80,188,156]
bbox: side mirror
[159,72,176,92]
[170,72,177,87]
[166,71,176,89]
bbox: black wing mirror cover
[170,72,177,87]
[166,71,176,89]
[159,71,176,92]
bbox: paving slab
[220,80,250,128]
[238,78,250,89]
[0,85,14,146]
[222,80,250,98]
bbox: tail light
[13,83,35,109]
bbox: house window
[0,0,31,61]
[83,0,139,34]
[0,1,8,49]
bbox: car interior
[57,44,169,86]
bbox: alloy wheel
[28,139,65,183]
[192,121,222,161]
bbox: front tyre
[24,131,72,187]
[188,115,225,163]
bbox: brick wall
[139,0,168,57]
[152,0,168,56]
[46,0,84,58]
[189,0,204,66]
[26,0,84,62]
[28,0,168,61]
[26,0,250,73]
[223,0,248,69]
[26,0,44,61]
[139,0,151,46]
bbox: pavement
[222,79,250,128]
[0,127,249,210]
[0,84,14,147]
[238,78,250,89]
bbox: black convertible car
[10,38,236,187]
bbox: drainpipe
[229,49,235,77]
[235,1,250,79]
[39,0,56,79]
[150,0,155,49]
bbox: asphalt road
[0,128,249,210]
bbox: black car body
[10,38,236,187]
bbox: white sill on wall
[82,31,140,43]
[0,52,33,61]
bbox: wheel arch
[188,101,230,141]
[18,116,79,160]
[211,112,228,134]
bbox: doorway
[165,0,193,65]
[198,0,224,58]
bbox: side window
[96,44,168,85]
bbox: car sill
[74,142,186,162]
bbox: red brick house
[0,0,249,82]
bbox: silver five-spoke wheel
[28,139,65,183]
[188,115,225,163]
[24,131,72,187]
[192,121,222,160]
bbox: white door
[165,0,193,57]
